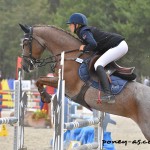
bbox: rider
[66,13,128,102]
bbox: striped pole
[72,142,99,150]
[69,114,91,120]
[0,117,18,125]
[64,118,100,130]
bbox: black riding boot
[96,65,115,102]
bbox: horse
[19,24,150,140]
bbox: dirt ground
[0,111,150,150]
[107,115,150,150]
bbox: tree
[0,0,51,78]
[0,0,149,79]
[48,0,60,13]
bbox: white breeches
[94,40,128,70]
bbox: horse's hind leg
[134,104,150,140]
[137,115,150,140]
[135,118,150,141]
[36,76,58,103]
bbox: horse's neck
[40,27,81,55]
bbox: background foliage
[0,0,149,81]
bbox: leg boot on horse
[96,65,115,102]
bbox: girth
[71,82,92,110]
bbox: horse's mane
[33,24,81,42]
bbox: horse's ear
[19,23,30,33]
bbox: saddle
[88,55,136,81]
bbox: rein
[32,49,80,67]
[36,49,84,73]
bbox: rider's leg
[94,40,128,102]
[96,65,115,101]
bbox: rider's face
[69,24,75,33]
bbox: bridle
[22,26,80,71]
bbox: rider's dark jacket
[76,26,125,54]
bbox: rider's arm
[81,30,97,52]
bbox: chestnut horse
[19,24,150,140]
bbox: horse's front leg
[36,76,58,103]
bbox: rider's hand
[79,45,85,51]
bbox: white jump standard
[52,52,104,150]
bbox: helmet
[66,13,88,25]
